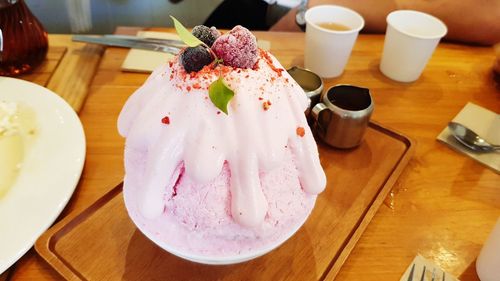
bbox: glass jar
[0,0,48,76]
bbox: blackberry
[212,25,258,69]
[180,45,214,73]
[192,25,220,47]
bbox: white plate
[0,77,85,274]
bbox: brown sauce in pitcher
[327,85,371,111]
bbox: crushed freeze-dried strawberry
[296,127,305,137]
[263,100,272,111]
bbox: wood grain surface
[17,45,67,87]
[21,35,103,112]
[6,31,500,281]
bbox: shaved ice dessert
[118,23,326,263]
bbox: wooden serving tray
[22,38,103,113]
[35,122,414,281]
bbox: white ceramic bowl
[123,190,314,265]
[137,212,309,264]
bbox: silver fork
[420,266,427,281]
[407,264,447,281]
[408,264,416,281]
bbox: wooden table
[4,31,499,281]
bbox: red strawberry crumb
[263,100,272,111]
[221,66,232,75]
[187,86,191,92]
[193,83,201,89]
[245,74,249,78]
[296,127,305,137]
[258,97,263,100]
[168,61,173,67]
[217,111,221,115]
[259,49,284,76]
[161,116,170,125]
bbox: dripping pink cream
[118,50,326,227]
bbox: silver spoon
[448,122,500,152]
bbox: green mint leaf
[170,16,204,47]
[209,77,234,115]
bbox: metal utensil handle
[72,35,181,55]
[103,35,185,47]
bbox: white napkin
[121,31,271,73]
[437,102,500,173]
[400,254,459,281]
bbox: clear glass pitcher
[0,0,48,76]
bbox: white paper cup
[304,5,364,78]
[380,10,447,82]
[476,217,500,281]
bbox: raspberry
[180,45,214,73]
[211,25,258,69]
[192,25,220,47]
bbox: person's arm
[271,0,500,46]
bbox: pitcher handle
[312,102,329,136]
[311,103,327,120]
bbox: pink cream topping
[118,50,326,227]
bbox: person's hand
[269,8,302,32]
[270,0,499,45]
